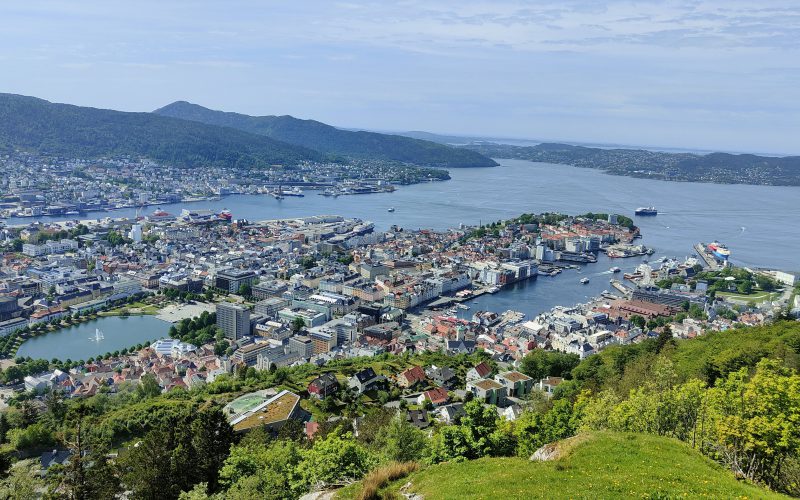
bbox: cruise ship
[634,207,658,216]
[706,241,731,261]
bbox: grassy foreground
[346,432,785,499]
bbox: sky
[1,1,799,154]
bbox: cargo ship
[634,207,658,216]
[706,241,730,261]
[218,209,233,221]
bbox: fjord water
[14,160,800,359]
[16,316,170,361]
[13,159,797,270]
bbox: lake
[16,315,171,362]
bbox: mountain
[153,101,497,168]
[342,432,785,499]
[0,93,323,167]
[463,141,800,186]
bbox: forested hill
[154,101,498,168]
[0,93,323,167]
[463,141,800,186]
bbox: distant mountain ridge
[463,141,800,186]
[0,93,322,167]
[153,101,497,168]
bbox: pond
[16,315,172,362]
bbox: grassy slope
[366,432,785,499]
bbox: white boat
[610,267,621,273]
[457,303,470,310]
[580,277,590,284]
[388,207,395,212]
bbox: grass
[363,432,785,500]
[716,290,780,303]
[337,462,420,500]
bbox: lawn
[717,290,780,303]
[348,431,785,499]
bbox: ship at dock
[706,241,731,262]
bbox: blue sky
[1,1,798,154]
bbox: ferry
[218,209,232,221]
[580,277,590,284]
[634,207,658,216]
[280,187,305,197]
[707,241,731,261]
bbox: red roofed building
[397,365,426,388]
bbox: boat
[487,286,501,294]
[580,277,590,284]
[457,303,470,310]
[610,267,621,273]
[634,207,658,216]
[281,187,305,197]
[218,209,232,221]
[388,207,395,212]
[706,241,731,261]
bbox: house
[40,449,72,474]
[397,365,426,388]
[348,367,385,394]
[308,372,340,399]
[466,361,492,382]
[436,402,466,424]
[537,376,564,398]
[498,404,523,421]
[426,365,457,387]
[407,409,431,429]
[495,371,534,398]
[444,339,476,355]
[418,387,450,407]
[467,378,507,406]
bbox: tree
[299,433,375,488]
[192,403,234,493]
[291,316,305,333]
[136,373,162,399]
[374,412,427,463]
[520,350,580,380]
[238,284,252,298]
[220,440,304,499]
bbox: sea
[8,158,799,324]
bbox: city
[0,1,799,499]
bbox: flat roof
[230,390,300,432]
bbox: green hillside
[357,432,785,499]
[153,101,498,168]
[0,93,323,167]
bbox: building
[254,297,289,318]
[467,378,507,406]
[216,302,250,340]
[308,373,340,399]
[348,367,385,394]
[228,390,307,433]
[150,339,197,357]
[232,342,273,366]
[466,361,492,382]
[288,335,314,358]
[537,376,563,398]
[418,387,450,407]
[215,269,257,294]
[495,371,534,398]
[397,366,427,388]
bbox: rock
[298,491,337,500]
[530,442,561,461]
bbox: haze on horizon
[1,1,798,155]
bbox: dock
[694,243,721,271]
[610,279,632,296]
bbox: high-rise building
[216,302,250,340]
